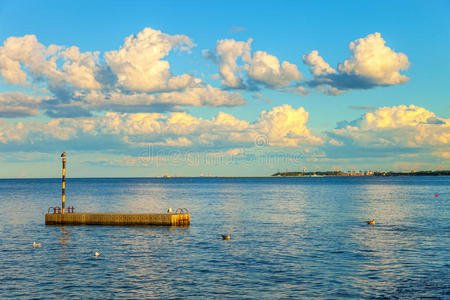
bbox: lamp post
[61,152,66,214]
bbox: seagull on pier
[61,152,66,157]
[33,242,42,247]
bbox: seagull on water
[33,242,42,247]
[367,219,375,225]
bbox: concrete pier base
[45,212,190,226]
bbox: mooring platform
[45,212,190,226]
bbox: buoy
[94,251,100,257]
[367,219,375,225]
[221,234,230,240]
[33,242,42,247]
[435,194,438,197]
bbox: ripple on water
[0,177,449,298]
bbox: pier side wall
[45,213,190,226]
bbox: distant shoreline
[271,170,450,177]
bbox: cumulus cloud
[0,28,246,118]
[0,53,28,85]
[104,27,196,92]
[302,50,336,76]
[338,33,409,85]
[213,38,252,88]
[316,85,344,96]
[244,51,302,88]
[304,33,410,95]
[208,38,303,90]
[0,35,60,85]
[0,34,101,90]
[156,84,246,107]
[0,92,43,118]
[59,46,101,89]
[253,104,322,146]
[284,86,308,96]
[62,83,246,114]
[327,105,449,149]
[0,106,38,118]
[152,137,193,147]
[0,105,320,149]
[210,33,408,95]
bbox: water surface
[0,177,449,298]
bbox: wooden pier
[45,212,190,226]
[45,152,190,227]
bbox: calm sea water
[0,177,449,299]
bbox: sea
[0,177,449,299]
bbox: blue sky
[0,0,449,177]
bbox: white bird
[94,251,100,257]
[33,242,42,247]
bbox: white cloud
[320,86,344,96]
[214,38,252,88]
[74,83,245,112]
[104,27,196,92]
[363,105,436,129]
[328,105,449,148]
[253,104,322,146]
[152,137,193,147]
[0,35,61,85]
[0,92,43,117]
[289,86,309,96]
[302,50,336,76]
[244,51,302,88]
[156,84,246,107]
[329,139,343,146]
[0,28,247,118]
[0,118,79,143]
[304,33,410,95]
[0,105,320,148]
[0,35,101,90]
[0,53,28,85]
[211,38,302,89]
[0,106,39,118]
[338,32,410,85]
[60,46,101,89]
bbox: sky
[0,0,449,178]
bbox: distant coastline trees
[271,170,450,177]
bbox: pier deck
[45,212,190,226]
